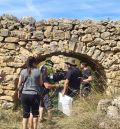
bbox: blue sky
[0,0,120,20]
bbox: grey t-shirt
[20,68,41,95]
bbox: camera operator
[62,59,82,97]
[80,62,92,97]
[39,60,59,122]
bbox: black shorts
[21,94,40,118]
[40,94,53,110]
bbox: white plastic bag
[58,92,73,116]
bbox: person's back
[21,68,40,95]
[67,67,81,90]
[17,56,41,129]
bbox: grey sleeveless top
[20,68,41,95]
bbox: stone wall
[0,14,120,107]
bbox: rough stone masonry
[0,14,120,108]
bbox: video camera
[53,68,67,82]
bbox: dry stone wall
[0,14,120,107]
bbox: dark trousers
[21,94,40,118]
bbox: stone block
[5,37,19,43]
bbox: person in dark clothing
[80,62,92,97]
[39,60,59,122]
[62,59,82,97]
[17,56,42,129]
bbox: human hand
[55,83,59,87]
[62,90,65,97]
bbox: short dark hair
[81,62,88,67]
[45,60,54,66]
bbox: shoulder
[20,69,27,76]
[21,69,26,73]
[41,65,47,72]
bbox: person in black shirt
[39,60,59,122]
[80,62,92,96]
[62,59,82,97]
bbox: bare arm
[43,82,58,89]
[17,75,23,89]
[82,76,92,83]
[62,79,69,96]
[17,75,23,99]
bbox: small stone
[2,101,14,109]
[0,29,9,37]
[0,96,14,102]
[5,37,19,43]
[92,49,101,59]
[53,30,65,41]
[82,34,93,43]
[18,41,26,46]
[0,36,4,42]
[101,32,110,40]
[4,43,16,50]
[32,31,44,40]
[97,99,112,113]
[21,16,36,25]
[107,106,119,119]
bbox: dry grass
[0,93,113,129]
[56,93,110,129]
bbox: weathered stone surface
[10,30,27,39]
[4,43,16,50]
[0,36,4,41]
[0,16,120,104]
[101,32,110,40]
[0,96,14,101]
[97,99,112,113]
[59,23,73,30]
[4,90,15,96]
[0,29,9,37]
[20,47,33,56]
[44,29,52,38]
[65,31,71,39]
[18,41,26,46]
[32,31,44,40]
[117,41,120,47]
[94,38,105,45]
[107,106,119,119]
[53,30,65,41]
[87,46,96,56]
[5,37,19,43]
[0,88,3,95]
[1,101,14,109]
[2,14,18,21]
[21,16,36,24]
[92,49,101,59]
[69,41,76,51]
[82,34,93,43]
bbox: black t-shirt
[41,65,48,83]
[82,68,91,79]
[65,66,81,90]
[82,68,92,86]
[40,65,50,94]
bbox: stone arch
[35,51,107,92]
[0,14,120,106]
